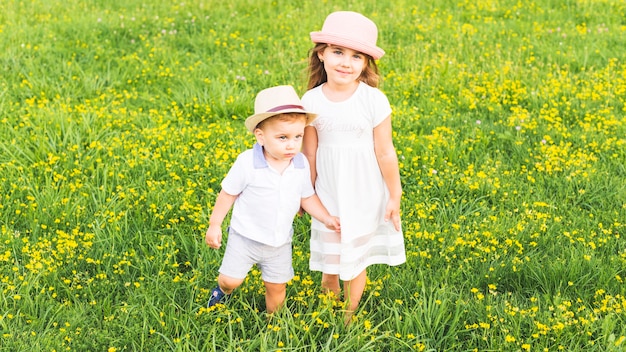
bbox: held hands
[205,225,223,249]
[384,198,402,232]
[324,216,341,233]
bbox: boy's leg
[209,229,253,308]
[257,240,293,313]
[263,281,287,313]
[208,274,245,307]
[218,274,245,294]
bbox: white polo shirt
[221,143,315,247]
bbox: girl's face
[318,45,367,87]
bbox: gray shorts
[219,228,294,284]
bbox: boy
[205,85,341,313]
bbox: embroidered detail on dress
[315,118,367,137]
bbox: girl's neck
[322,81,360,102]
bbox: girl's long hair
[306,43,380,90]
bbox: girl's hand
[324,216,341,233]
[384,198,402,232]
[205,225,223,249]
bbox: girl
[301,11,406,323]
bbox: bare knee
[264,281,287,313]
[218,274,244,294]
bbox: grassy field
[1,0,625,351]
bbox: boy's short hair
[255,112,308,130]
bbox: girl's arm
[302,125,319,187]
[205,189,238,249]
[373,115,402,231]
[301,194,341,232]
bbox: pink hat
[310,11,385,60]
[245,85,318,133]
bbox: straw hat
[310,11,385,60]
[244,85,317,133]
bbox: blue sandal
[207,286,228,308]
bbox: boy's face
[254,115,307,163]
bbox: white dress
[302,82,406,281]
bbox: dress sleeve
[371,88,393,127]
[301,90,319,129]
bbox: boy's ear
[254,128,264,146]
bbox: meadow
[1,0,625,351]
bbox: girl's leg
[264,281,287,313]
[343,269,367,324]
[321,273,341,298]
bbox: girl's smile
[319,45,367,87]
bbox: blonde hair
[306,43,380,90]
[255,113,307,131]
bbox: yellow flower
[364,320,372,330]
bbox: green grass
[1,0,625,351]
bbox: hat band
[267,104,304,112]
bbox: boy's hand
[324,216,341,233]
[205,225,223,249]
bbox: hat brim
[310,32,385,59]
[245,109,318,133]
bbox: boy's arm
[301,194,341,232]
[205,189,238,249]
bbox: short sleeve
[370,88,392,127]
[301,89,319,129]
[220,152,249,196]
[300,155,315,198]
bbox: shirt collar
[253,143,304,169]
